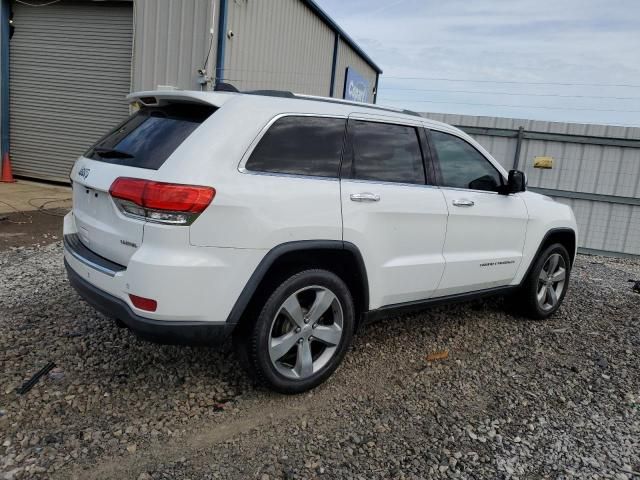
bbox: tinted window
[348,120,425,184]
[430,131,503,192]
[86,104,215,170]
[246,116,346,177]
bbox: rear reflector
[109,177,215,225]
[129,294,158,312]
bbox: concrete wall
[423,112,640,256]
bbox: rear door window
[245,116,346,178]
[344,120,426,185]
[86,103,215,170]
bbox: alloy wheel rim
[269,286,344,380]
[537,253,567,311]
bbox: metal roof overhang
[302,0,383,74]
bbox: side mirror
[500,170,526,195]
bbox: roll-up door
[9,0,133,181]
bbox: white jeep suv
[64,89,577,393]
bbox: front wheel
[514,243,571,319]
[243,269,355,394]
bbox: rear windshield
[85,103,216,170]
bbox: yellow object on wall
[534,156,554,169]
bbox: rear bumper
[63,211,265,327]
[65,259,235,345]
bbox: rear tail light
[129,294,157,312]
[109,177,215,225]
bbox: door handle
[350,192,380,202]
[452,199,475,207]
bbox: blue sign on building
[343,67,370,103]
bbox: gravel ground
[1,242,639,480]
[0,210,65,253]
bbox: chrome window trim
[340,178,440,190]
[236,169,339,182]
[437,185,503,196]
[346,112,426,128]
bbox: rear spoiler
[126,90,237,108]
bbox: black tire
[241,269,355,394]
[514,243,571,319]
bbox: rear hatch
[71,102,216,266]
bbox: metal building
[423,112,640,257]
[0,0,382,182]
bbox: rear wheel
[242,269,355,394]
[514,243,571,319]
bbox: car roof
[126,90,456,132]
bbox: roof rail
[213,84,421,119]
[293,93,423,118]
[245,89,296,98]
[402,109,422,117]
[213,82,239,92]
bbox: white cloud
[317,0,640,125]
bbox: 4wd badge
[78,167,90,180]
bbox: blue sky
[316,0,640,126]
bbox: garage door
[9,0,133,182]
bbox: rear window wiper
[93,147,134,159]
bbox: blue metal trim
[302,0,382,74]
[1,0,10,157]
[341,67,348,99]
[214,0,228,85]
[329,33,339,97]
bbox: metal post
[1,0,10,161]
[512,126,524,170]
[373,73,379,104]
[214,0,228,86]
[329,33,339,97]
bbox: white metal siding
[9,0,133,182]
[132,0,214,92]
[422,112,640,256]
[334,37,377,101]
[222,0,335,96]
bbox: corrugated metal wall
[422,112,640,256]
[131,0,379,98]
[132,0,215,92]
[334,37,378,100]
[9,0,133,181]
[1,0,383,182]
[222,0,334,96]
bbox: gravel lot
[1,242,639,479]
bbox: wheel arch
[228,241,370,334]
[522,227,577,283]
